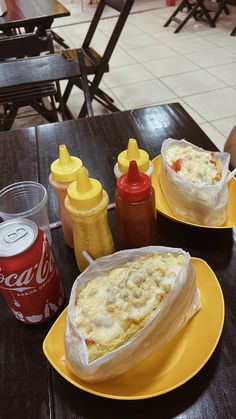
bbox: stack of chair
[0,30,93,131]
[164,0,230,33]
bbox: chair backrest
[0,29,93,125]
[61,0,134,117]
[0,30,54,61]
[82,0,134,66]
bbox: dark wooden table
[0,0,69,32]
[0,0,70,47]
[0,104,236,419]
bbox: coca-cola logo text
[0,238,55,292]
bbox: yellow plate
[43,258,224,400]
[152,155,236,228]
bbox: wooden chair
[0,31,93,131]
[230,25,236,36]
[164,0,230,33]
[63,0,135,118]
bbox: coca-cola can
[0,219,64,324]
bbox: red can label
[0,224,64,324]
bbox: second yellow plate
[43,258,224,400]
[152,155,236,228]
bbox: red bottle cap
[117,160,151,202]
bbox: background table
[0,0,70,46]
[0,104,236,419]
[0,0,69,31]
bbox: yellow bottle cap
[67,166,103,210]
[118,138,150,174]
[51,144,83,182]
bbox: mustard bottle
[65,167,115,271]
[114,138,154,178]
[49,144,83,248]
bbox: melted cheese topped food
[75,252,185,361]
[165,145,222,186]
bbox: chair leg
[164,1,188,27]
[2,103,19,131]
[62,105,75,120]
[78,76,120,118]
[77,49,94,117]
[212,0,230,23]
[63,77,116,109]
[29,99,58,123]
[197,0,215,27]
[163,0,202,33]
[223,2,230,15]
[63,80,74,104]
[62,63,120,117]
[51,30,70,49]
[231,25,236,36]
[95,86,115,104]
[55,81,67,121]
[49,96,60,122]
[94,94,120,111]
[175,5,199,33]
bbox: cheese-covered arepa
[160,139,230,226]
[165,144,222,186]
[74,252,185,361]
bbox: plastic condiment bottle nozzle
[67,166,103,210]
[117,160,151,202]
[59,144,71,165]
[118,138,150,174]
[127,159,140,184]
[50,144,83,183]
[127,138,140,161]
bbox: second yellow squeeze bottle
[49,144,83,248]
[114,138,154,179]
[65,167,115,272]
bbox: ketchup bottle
[115,160,157,250]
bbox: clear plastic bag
[160,139,230,226]
[64,246,201,383]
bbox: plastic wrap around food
[160,139,230,226]
[64,246,201,383]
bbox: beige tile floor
[12,0,236,151]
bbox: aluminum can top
[0,218,38,257]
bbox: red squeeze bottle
[115,160,157,250]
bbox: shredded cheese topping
[165,145,222,186]
[75,252,185,361]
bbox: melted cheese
[165,145,222,186]
[75,252,185,361]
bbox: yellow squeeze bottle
[49,144,83,248]
[114,138,154,179]
[65,167,114,272]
